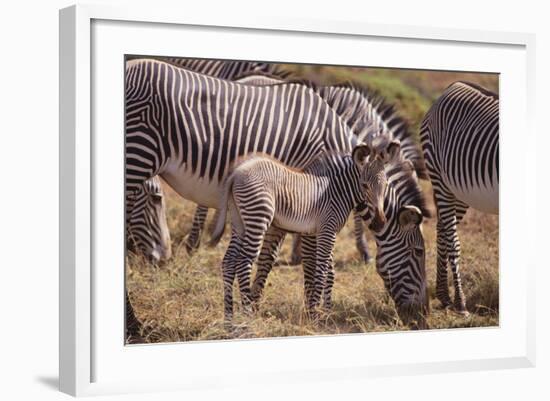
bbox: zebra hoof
[452,305,470,317]
[436,297,452,310]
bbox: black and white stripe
[420,81,499,313]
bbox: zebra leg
[353,212,371,263]
[289,234,302,265]
[250,227,287,305]
[322,253,335,310]
[221,233,241,323]
[433,187,455,309]
[125,290,142,340]
[436,200,468,314]
[312,230,337,314]
[185,205,208,254]
[448,204,469,315]
[207,209,221,235]
[300,235,317,314]
[234,230,270,314]
[435,218,451,308]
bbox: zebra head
[126,177,172,264]
[365,159,432,329]
[352,138,401,232]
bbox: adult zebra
[187,73,428,262]
[420,81,499,313]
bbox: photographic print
[124,56,499,344]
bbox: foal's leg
[231,193,274,315]
[221,232,242,323]
[312,229,337,313]
[250,227,286,305]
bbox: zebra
[210,139,397,321]
[186,73,428,262]
[126,176,171,263]
[420,81,499,314]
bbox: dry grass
[127,180,498,344]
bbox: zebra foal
[420,81,499,313]
[211,140,398,322]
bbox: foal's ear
[352,144,371,168]
[385,139,401,162]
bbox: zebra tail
[208,175,234,247]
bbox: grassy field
[126,64,499,343]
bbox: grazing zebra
[187,73,428,262]
[211,139,397,321]
[126,176,172,263]
[420,81,499,313]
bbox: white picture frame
[59,3,536,397]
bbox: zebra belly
[448,182,499,214]
[272,214,318,235]
[161,165,221,209]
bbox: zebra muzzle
[368,210,387,232]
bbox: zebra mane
[453,81,499,100]
[150,56,294,82]
[385,159,432,218]
[328,81,410,141]
[233,68,294,82]
[328,81,429,179]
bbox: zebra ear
[385,139,401,162]
[352,144,370,168]
[398,205,423,227]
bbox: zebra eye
[413,247,424,257]
[151,194,163,204]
